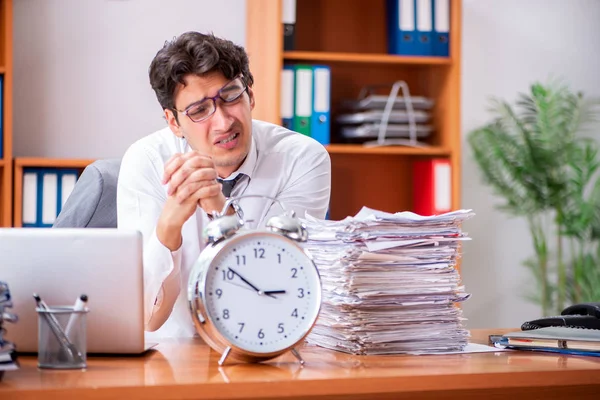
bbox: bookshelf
[0,0,12,227]
[13,158,94,227]
[246,0,462,220]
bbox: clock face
[202,232,321,354]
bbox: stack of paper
[337,94,435,143]
[0,281,19,380]
[301,207,474,355]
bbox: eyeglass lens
[186,77,246,122]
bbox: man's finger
[164,153,214,187]
[168,163,217,196]
[174,179,218,204]
[163,154,185,184]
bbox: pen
[65,294,88,339]
[33,293,84,364]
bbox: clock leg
[218,346,232,366]
[291,348,305,366]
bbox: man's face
[165,71,255,178]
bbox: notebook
[0,228,154,354]
[493,326,600,356]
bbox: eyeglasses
[176,75,248,123]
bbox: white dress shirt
[117,120,331,338]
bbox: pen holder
[36,306,88,369]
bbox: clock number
[278,323,285,333]
[215,288,223,298]
[223,309,230,319]
[291,308,298,318]
[277,254,281,264]
[297,288,305,298]
[258,329,265,339]
[222,269,234,281]
[236,255,246,266]
[238,322,245,333]
[254,248,265,259]
[291,268,298,278]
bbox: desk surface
[1,329,600,400]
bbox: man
[117,32,331,338]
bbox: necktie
[218,174,243,198]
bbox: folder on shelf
[432,0,450,57]
[387,0,418,56]
[59,169,79,208]
[311,65,331,145]
[41,171,58,226]
[22,168,80,227]
[415,0,433,56]
[22,171,38,227]
[281,65,295,130]
[413,159,452,215]
[293,65,313,136]
[282,0,296,51]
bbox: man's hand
[157,152,226,250]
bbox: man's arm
[118,145,226,331]
[117,145,183,331]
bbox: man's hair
[149,31,254,118]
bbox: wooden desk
[1,330,599,399]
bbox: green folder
[293,65,312,136]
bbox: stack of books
[0,282,19,380]
[301,207,474,355]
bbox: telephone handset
[521,302,600,331]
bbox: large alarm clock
[188,195,322,365]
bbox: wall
[13,0,600,327]
[13,0,246,158]
[460,0,600,328]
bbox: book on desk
[492,326,600,357]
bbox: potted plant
[468,82,600,316]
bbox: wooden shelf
[325,144,451,156]
[13,157,95,227]
[284,51,452,66]
[15,157,95,169]
[246,0,462,220]
[0,0,12,227]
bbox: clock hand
[228,267,277,299]
[228,267,260,292]
[262,290,286,295]
[224,280,256,293]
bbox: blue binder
[22,168,80,227]
[387,0,418,56]
[432,0,450,56]
[21,168,55,227]
[310,65,330,145]
[37,168,58,228]
[415,0,433,56]
[22,168,40,227]
[281,65,295,130]
[57,169,79,214]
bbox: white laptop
[0,228,153,354]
